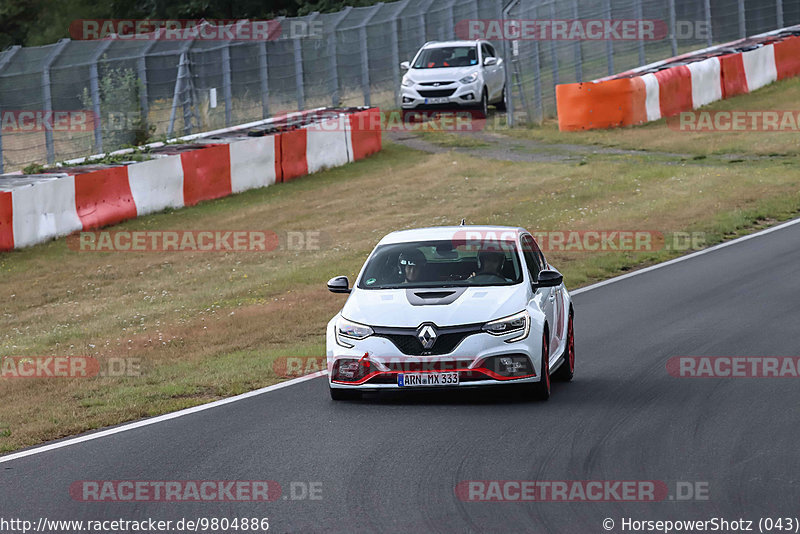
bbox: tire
[495,85,507,112]
[330,386,361,401]
[476,88,489,118]
[553,312,575,382]
[530,331,551,401]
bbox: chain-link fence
[0,0,795,172]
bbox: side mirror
[400,61,410,70]
[327,276,351,294]
[533,270,563,289]
[483,57,498,66]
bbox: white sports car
[325,226,574,400]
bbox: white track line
[3,215,800,464]
[0,371,326,464]
[571,216,800,295]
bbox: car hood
[407,66,477,83]
[341,285,528,328]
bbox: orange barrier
[74,166,137,229]
[556,78,647,131]
[773,35,800,80]
[180,144,232,206]
[349,108,383,159]
[279,128,308,182]
[0,192,13,250]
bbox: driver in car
[469,250,509,281]
[399,250,426,283]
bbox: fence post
[603,0,614,75]
[572,0,583,83]
[669,0,678,57]
[167,39,194,138]
[0,45,21,173]
[89,41,112,153]
[391,1,411,108]
[777,0,784,28]
[358,4,384,108]
[42,39,70,165]
[293,36,305,110]
[138,40,159,129]
[548,2,559,95]
[259,41,270,118]
[328,8,351,108]
[738,0,746,39]
[704,0,713,46]
[634,0,645,66]
[501,0,516,126]
[221,43,232,127]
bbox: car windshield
[357,239,523,289]
[412,46,478,69]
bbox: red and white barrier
[0,108,382,251]
[557,29,800,131]
[741,44,778,92]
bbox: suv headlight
[335,316,374,348]
[402,75,414,87]
[483,311,530,343]
[458,72,479,84]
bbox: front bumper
[400,80,481,109]
[327,322,541,390]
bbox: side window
[520,235,542,282]
[481,44,494,61]
[485,44,496,57]
[529,237,547,270]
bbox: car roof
[421,40,484,49]
[377,226,527,246]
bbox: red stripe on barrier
[279,128,308,182]
[349,108,382,160]
[75,166,137,230]
[274,133,283,183]
[0,191,13,251]
[773,35,800,80]
[719,53,749,98]
[181,144,232,206]
[654,65,692,118]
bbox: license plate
[424,97,449,104]
[398,372,459,387]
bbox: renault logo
[417,324,438,350]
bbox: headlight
[335,316,374,348]
[483,311,530,343]
[401,76,414,87]
[458,72,479,84]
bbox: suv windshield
[357,240,523,289]
[412,46,478,69]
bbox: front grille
[382,360,474,372]
[418,89,457,98]
[373,324,483,356]
[419,81,455,86]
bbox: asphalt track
[2,219,800,533]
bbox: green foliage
[0,0,389,47]
[80,63,155,151]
